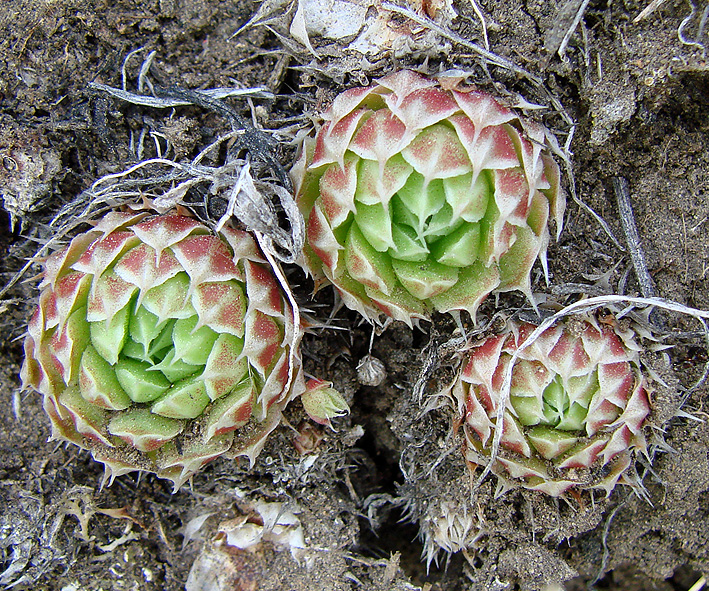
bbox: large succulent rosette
[21,212,304,489]
[452,320,650,496]
[292,70,565,324]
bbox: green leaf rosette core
[292,70,566,325]
[21,212,305,490]
[450,319,650,496]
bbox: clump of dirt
[1,0,708,590]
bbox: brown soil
[0,0,708,590]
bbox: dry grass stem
[612,176,657,298]
[90,82,275,108]
[633,0,670,22]
[678,1,709,52]
[465,0,491,50]
[544,0,591,58]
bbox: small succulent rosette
[292,70,565,325]
[21,211,307,489]
[451,319,650,496]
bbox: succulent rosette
[292,70,565,324]
[452,319,650,496]
[21,211,305,489]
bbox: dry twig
[544,0,591,59]
[612,176,657,298]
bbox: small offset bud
[301,378,349,429]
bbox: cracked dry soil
[0,0,708,590]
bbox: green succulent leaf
[108,407,184,452]
[391,259,459,300]
[89,303,130,365]
[79,345,132,410]
[172,316,219,366]
[151,378,210,419]
[390,223,430,262]
[431,223,481,268]
[115,357,171,403]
